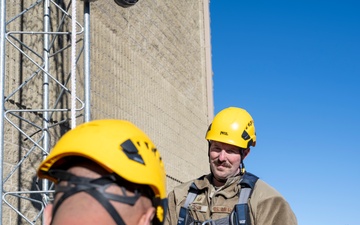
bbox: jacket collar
[193,173,242,198]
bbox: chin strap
[240,149,246,175]
[240,161,246,175]
[48,170,141,225]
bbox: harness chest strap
[177,172,259,225]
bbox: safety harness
[49,170,142,225]
[177,172,259,225]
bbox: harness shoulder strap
[238,172,258,204]
[183,183,199,208]
[178,182,199,225]
[240,172,259,189]
[232,172,259,225]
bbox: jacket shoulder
[252,179,283,198]
[250,179,298,224]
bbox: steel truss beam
[0,0,91,224]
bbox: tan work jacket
[165,173,297,225]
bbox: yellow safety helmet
[37,119,167,224]
[206,107,256,149]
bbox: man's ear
[138,206,155,225]
[242,148,251,160]
[43,204,53,225]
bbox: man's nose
[218,149,227,161]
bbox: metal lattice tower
[0,0,92,224]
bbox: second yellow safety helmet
[206,107,256,149]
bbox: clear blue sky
[209,1,360,225]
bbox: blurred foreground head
[38,119,167,225]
